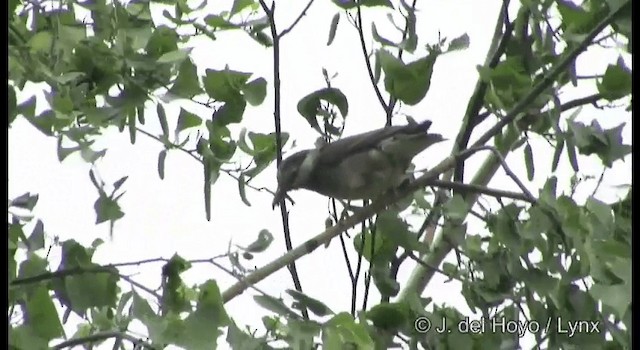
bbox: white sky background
[8,0,631,348]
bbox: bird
[272,119,445,208]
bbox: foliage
[8,0,631,349]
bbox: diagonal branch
[278,0,315,38]
[222,146,484,302]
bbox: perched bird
[272,120,445,207]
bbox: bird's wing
[316,120,433,166]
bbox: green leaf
[65,265,119,312]
[590,283,630,319]
[157,48,191,64]
[327,13,340,46]
[204,14,239,29]
[376,211,426,254]
[330,0,357,9]
[297,87,349,131]
[175,107,202,134]
[158,150,167,179]
[9,85,17,125]
[203,68,252,102]
[551,138,564,172]
[443,194,469,221]
[230,0,255,16]
[169,59,203,99]
[157,103,169,136]
[371,23,398,47]
[447,33,470,52]
[585,197,613,231]
[239,229,273,253]
[597,59,632,101]
[378,50,438,105]
[24,285,64,340]
[237,174,251,206]
[176,281,229,348]
[524,143,534,181]
[9,192,40,210]
[241,77,267,106]
[254,295,300,319]
[366,302,411,331]
[287,289,335,317]
[371,263,400,297]
[94,194,125,224]
[28,31,54,53]
[27,220,45,252]
[360,0,393,7]
[212,98,247,126]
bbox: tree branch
[258,0,309,319]
[52,331,155,350]
[222,146,484,302]
[278,0,315,38]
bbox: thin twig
[258,0,309,320]
[426,179,535,203]
[354,5,388,116]
[278,0,315,38]
[52,331,155,350]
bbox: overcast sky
[9,0,631,348]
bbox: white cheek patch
[294,149,320,186]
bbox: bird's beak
[272,187,285,209]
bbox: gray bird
[272,120,445,207]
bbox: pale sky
[9,0,631,349]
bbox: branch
[278,0,315,38]
[222,146,484,302]
[453,0,513,185]
[471,2,629,149]
[354,5,389,115]
[258,0,309,319]
[52,331,154,350]
[427,179,535,203]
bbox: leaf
[366,302,411,331]
[230,0,255,16]
[203,68,251,102]
[237,174,251,206]
[360,0,393,7]
[65,265,119,312]
[240,229,273,253]
[157,48,191,64]
[24,286,64,341]
[241,77,267,106]
[597,59,632,101]
[9,192,39,210]
[212,98,247,126]
[287,289,334,317]
[443,194,469,221]
[128,108,137,144]
[590,283,630,319]
[27,220,45,252]
[327,13,340,46]
[204,14,240,29]
[254,295,300,319]
[175,107,202,134]
[94,194,125,224]
[524,143,534,181]
[371,23,398,47]
[447,33,470,52]
[179,281,229,349]
[376,211,426,254]
[157,103,169,136]
[297,88,349,131]
[169,59,203,99]
[378,50,438,105]
[158,150,167,179]
[551,138,564,172]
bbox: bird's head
[272,149,317,208]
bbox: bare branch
[52,331,154,350]
[278,0,315,38]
